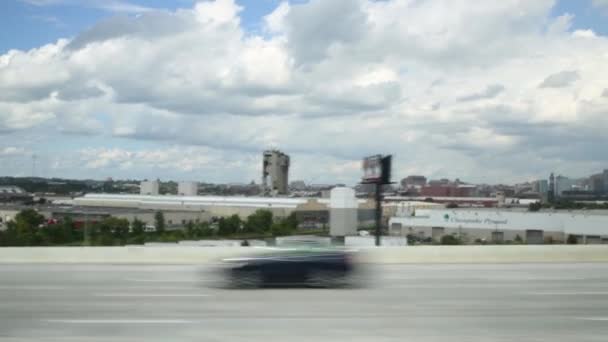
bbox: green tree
[194,222,214,238]
[61,217,75,243]
[567,234,578,244]
[154,211,166,234]
[270,221,293,237]
[528,202,542,212]
[514,234,524,244]
[128,218,146,245]
[218,214,242,236]
[244,210,273,233]
[5,209,46,246]
[440,234,460,245]
[94,217,129,245]
[45,217,76,245]
[185,220,195,238]
[270,213,299,237]
[131,218,145,236]
[284,212,299,230]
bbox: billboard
[362,155,392,184]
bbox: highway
[1,263,608,341]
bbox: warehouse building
[71,193,386,231]
[389,208,608,244]
[140,180,160,195]
[178,182,198,196]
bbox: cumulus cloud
[573,30,597,38]
[539,71,580,88]
[21,0,153,13]
[457,84,505,102]
[592,0,608,10]
[1,0,608,183]
[0,147,27,156]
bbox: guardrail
[0,245,607,264]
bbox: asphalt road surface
[1,263,608,341]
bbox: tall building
[532,180,549,194]
[548,173,555,202]
[140,180,159,195]
[554,175,577,197]
[178,181,198,196]
[262,150,290,196]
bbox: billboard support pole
[361,154,392,247]
[375,182,382,246]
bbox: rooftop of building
[0,186,27,194]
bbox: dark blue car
[222,248,358,288]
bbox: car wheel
[232,270,262,289]
[308,270,344,288]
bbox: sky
[1,0,608,185]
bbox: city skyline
[1,0,608,184]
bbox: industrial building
[48,206,210,230]
[389,208,608,244]
[140,180,160,195]
[329,187,358,238]
[400,175,427,188]
[262,150,290,196]
[0,186,32,204]
[71,193,383,231]
[178,182,198,196]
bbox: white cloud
[21,0,153,13]
[457,84,505,102]
[2,0,608,184]
[539,71,580,88]
[0,147,26,156]
[264,1,289,34]
[592,0,608,10]
[573,30,597,38]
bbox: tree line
[0,209,299,247]
[529,200,608,211]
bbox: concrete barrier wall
[1,245,608,264]
[357,245,608,264]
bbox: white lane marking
[0,286,71,290]
[575,317,608,321]
[44,319,196,324]
[523,291,608,296]
[125,278,203,283]
[0,285,200,291]
[93,293,209,297]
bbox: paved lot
[1,263,608,341]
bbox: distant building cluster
[386,169,608,203]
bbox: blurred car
[221,248,358,288]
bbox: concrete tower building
[262,150,290,196]
[329,187,358,238]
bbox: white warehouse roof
[74,193,334,209]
